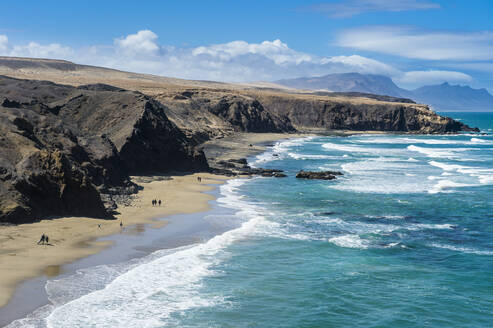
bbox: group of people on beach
[37,233,50,245]
[197,176,202,182]
[152,199,162,206]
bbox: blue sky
[1,0,493,91]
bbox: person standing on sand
[158,199,161,206]
[45,235,49,245]
[120,221,123,227]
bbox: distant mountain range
[275,73,493,111]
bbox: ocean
[7,112,493,327]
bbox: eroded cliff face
[0,77,208,223]
[155,89,295,143]
[247,93,478,134]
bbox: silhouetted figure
[98,224,101,229]
[37,234,46,245]
[158,199,162,206]
[45,235,49,245]
[120,221,123,227]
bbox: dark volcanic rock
[227,158,248,165]
[212,159,285,177]
[296,170,343,180]
[247,93,478,133]
[0,75,208,223]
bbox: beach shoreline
[0,132,309,326]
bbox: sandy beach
[0,132,307,311]
[0,173,228,308]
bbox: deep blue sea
[8,113,493,328]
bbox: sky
[1,0,493,92]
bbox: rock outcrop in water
[296,170,343,180]
[0,76,208,223]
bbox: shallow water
[8,112,493,327]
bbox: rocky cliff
[155,89,295,143]
[0,76,208,223]
[246,92,478,134]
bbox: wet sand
[0,173,228,308]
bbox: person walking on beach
[45,235,49,245]
[158,199,162,206]
[37,233,46,245]
[120,221,123,227]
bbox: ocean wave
[428,179,473,194]
[428,161,493,187]
[328,234,369,249]
[250,137,313,167]
[429,243,493,256]
[352,136,493,146]
[407,145,458,159]
[322,142,367,153]
[288,152,332,160]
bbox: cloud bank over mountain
[0,30,472,88]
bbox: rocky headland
[0,57,480,224]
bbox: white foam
[352,136,492,145]
[407,223,455,231]
[322,142,366,153]
[407,145,457,158]
[364,215,405,220]
[428,179,473,194]
[288,152,332,160]
[328,235,369,249]
[428,161,493,187]
[428,161,468,171]
[430,243,493,256]
[250,137,313,167]
[334,158,431,194]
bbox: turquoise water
[9,113,493,327]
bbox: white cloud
[310,0,439,18]
[441,62,493,73]
[192,39,313,65]
[0,30,479,89]
[337,26,493,60]
[9,42,73,58]
[396,70,473,88]
[114,30,159,54]
[0,35,8,52]
[77,31,399,81]
[322,55,398,75]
